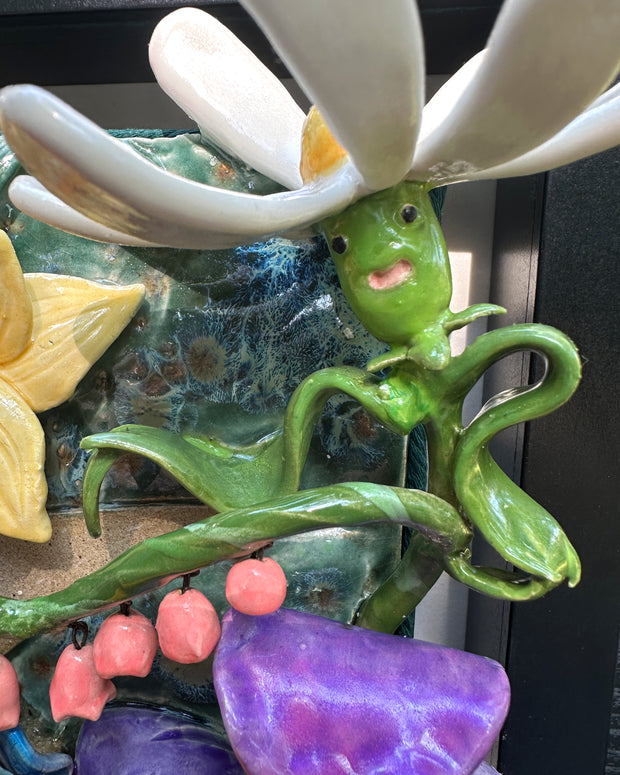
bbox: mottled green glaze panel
[0,130,413,744]
[0,132,407,512]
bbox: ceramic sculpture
[0,231,144,542]
[0,0,618,773]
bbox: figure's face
[322,181,452,353]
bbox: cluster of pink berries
[49,555,287,723]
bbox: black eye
[331,235,348,254]
[400,204,418,224]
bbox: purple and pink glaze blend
[75,608,509,774]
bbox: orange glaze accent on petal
[300,106,348,183]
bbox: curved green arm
[81,364,428,536]
[443,555,558,600]
[448,324,582,590]
[0,482,469,639]
[438,323,580,403]
[443,303,506,335]
[279,366,428,492]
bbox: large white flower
[0,0,618,250]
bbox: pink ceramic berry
[49,644,116,722]
[0,654,20,731]
[93,609,158,679]
[156,588,221,664]
[225,557,287,616]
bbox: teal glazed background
[0,130,419,751]
[0,131,409,510]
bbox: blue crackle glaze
[0,130,424,753]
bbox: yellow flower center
[300,106,348,183]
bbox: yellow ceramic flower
[0,231,144,542]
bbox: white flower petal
[149,7,305,190]
[9,176,161,246]
[0,86,361,249]
[412,50,487,157]
[242,0,424,192]
[411,0,620,183]
[467,83,620,181]
[587,82,620,111]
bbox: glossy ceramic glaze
[0,231,144,543]
[155,588,221,664]
[322,181,454,367]
[0,3,617,246]
[44,316,579,637]
[0,727,73,775]
[75,705,244,775]
[49,644,116,723]
[93,609,158,679]
[0,128,405,593]
[0,131,409,755]
[214,608,510,774]
[225,557,287,616]
[0,0,595,636]
[0,0,616,769]
[0,656,20,731]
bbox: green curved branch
[0,482,469,640]
[78,323,583,631]
[451,324,582,588]
[443,555,558,601]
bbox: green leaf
[81,424,286,533]
[455,445,580,587]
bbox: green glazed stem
[359,323,582,626]
[451,325,582,585]
[78,322,582,635]
[355,533,445,632]
[0,483,469,639]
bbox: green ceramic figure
[0,2,618,772]
[0,0,617,637]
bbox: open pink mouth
[368,259,413,290]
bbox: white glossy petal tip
[1,85,362,249]
[412,0,620,182]
[242,0,425,192]
[472,83,620,180]
[149,7,305,190]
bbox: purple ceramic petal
[75,705,244,774]
[214,608,510,775]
